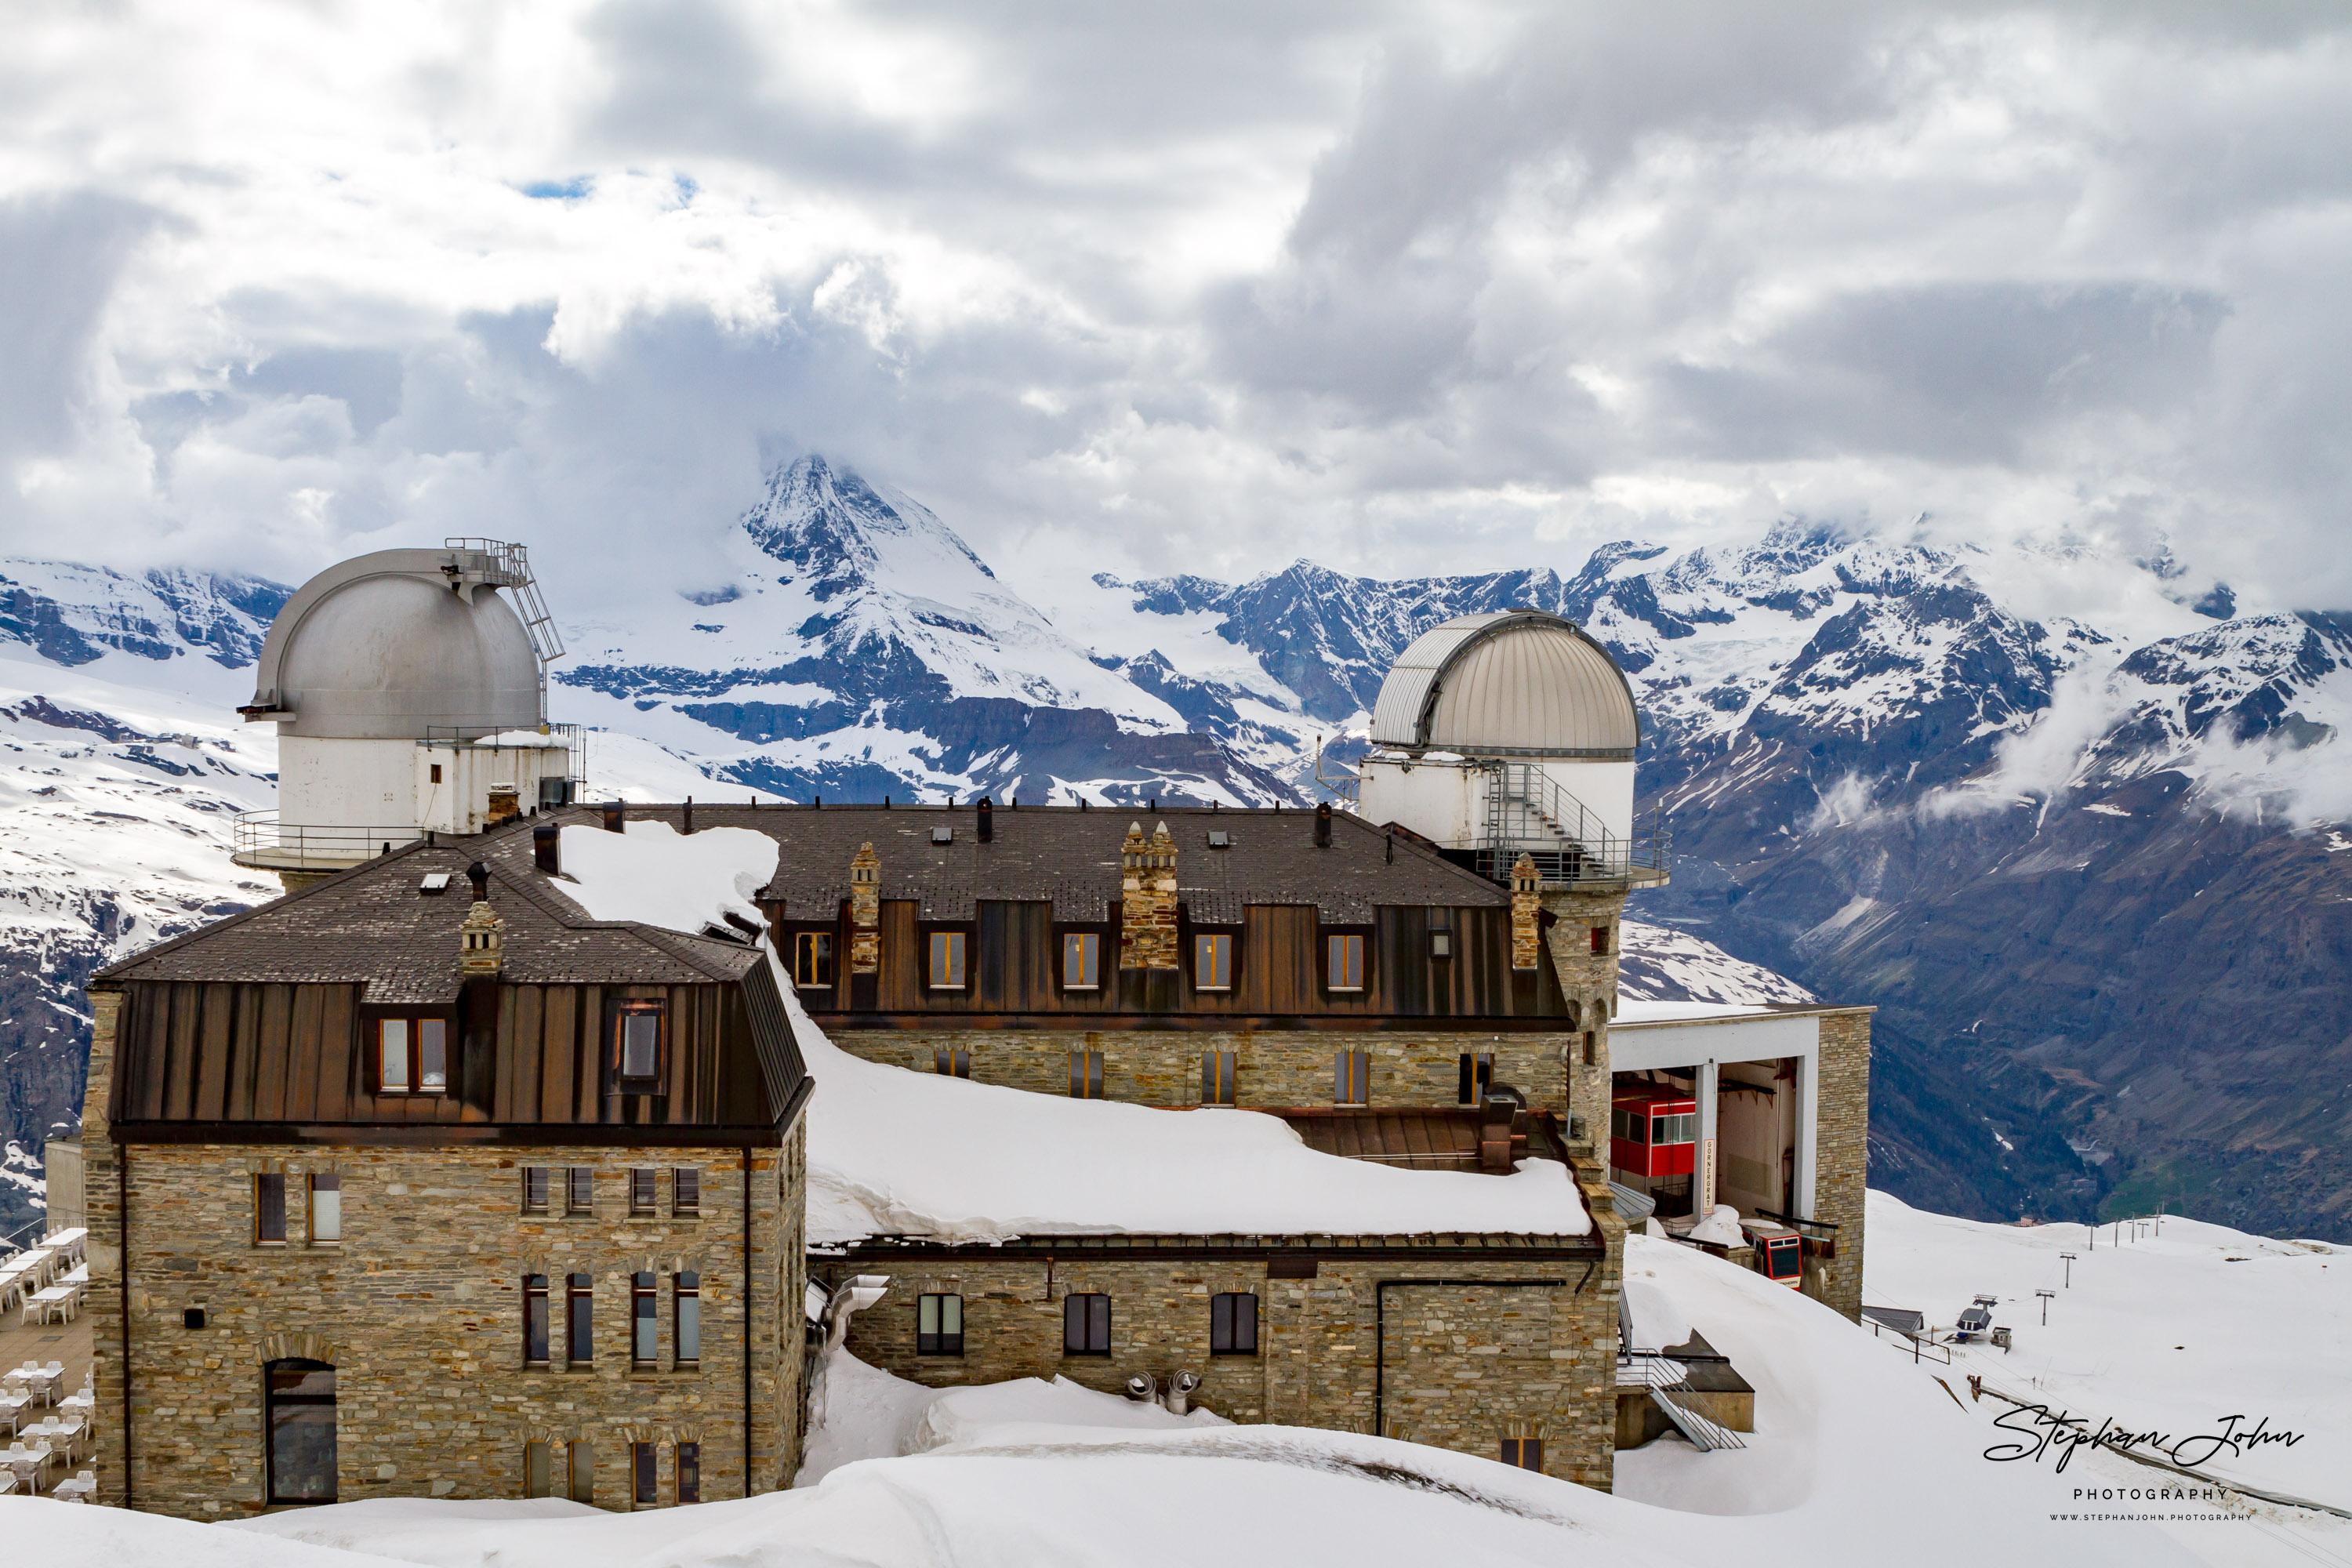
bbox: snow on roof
[1613,999,1784,1024]
[553,815,1591,1244]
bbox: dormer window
[929,931,967,989]
[375,1016,448,1095]
[609,1000,666,1094]
[793,931,835,988]
[931,826,954,844]
[1205,830,1231,849]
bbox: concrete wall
[828,1027,1583,1113]
[833,1240,1621,1490]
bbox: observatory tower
[232,539,578,890]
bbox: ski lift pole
[2060,1252,2077,1287]
[2037,1289,2055,1326]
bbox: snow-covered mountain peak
[736,454,999,604]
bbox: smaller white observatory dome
[1368,611,1639,758]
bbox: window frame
[676,1440,701,1504]
[263,1358,338,1506]
[924,927,971,991]
[1428,926,1454,961]
[1210,1292,1259,1356]
[917,1292,965,1357]
[1191,929,1237,992]
[606,997,670,1096]
[673,1167,701,1217]
[1334,1049,1371,1107]
[307,1172,341,1246]
[789,929,837,989]
[522,1167,550,1213]
[568,1441,594,1504]
[1200,1050,1236,1106]
[524,1274,550,1366]
[1069,1048,1105,1100]
[255,1172,287,1246]
[1590,924,1611,956]
[1502,1436,1544,1472]
[630,1168,659,1216]
[674,1271,701,1366]
[933,1047,971,1078]
[365,1009,455,1097]
[524,1439,554,1497]
[565,1166,594,1216]
[1323,929,1369,994]
[1457,1052,1494,1106]
[631,1272,658,1366]
[1062,1291,1112,1356]
[566,1272,594,1366]
[1060,929,1103,991]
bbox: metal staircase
[1617,1356,1748,1452]
[1475,761,1668,885]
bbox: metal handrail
[1475,762,1670,885]
[232,812,421,866]
[419,721,587,786]
[445,536,567,700]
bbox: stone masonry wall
[833,1243,1621,1490]
[84,1126,804,1518]
[1539,884,1631,1148]
[829,1028,1581,1112]
[1810,1009,1872,1322]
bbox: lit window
[524,1275,550,1365]
[255,1173,287,1244]
[929,931,967,989]
[567,1272,593,1364]
[1210,1293,1258,1355]
[1063,1292,1111,1356]
[1502,1437,1543,1471]
[676,1441,700,1504]
[1326,933,1365,991]
[918,1293,964,1356]
[1457,1053,1494,1105]
[1194,933,1233,990]
[1200,1051,1236,1106]
[1334,1050,1370,1106]
[793,931,834,988]
[632,1272,657,1364]
[375,1017,448,1094]
[308,1174,340,1244]
[612,1001,664,1092]
[673,1167,700,1216]
[1063,931,1101,989]
[675,1272,700,1365]
[1069,1050,1104,1099]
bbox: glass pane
[1211,1294,1231,1351]
[569,1167,593,1210]
[677,1442,700,1504]
[380,1019,409,1091]
[569,1276,593,1362]
[1087,1294,1110,1351]
[270,1403,338,1501]
[568,1443,593,1504]
[417,1019,447,1089]
[525,1441,550,1498]
[942,1294,961,1334]
[310,1177,341,1243]
[525,1294,548,1362]
[919,1294,939,1336]
[674,1168,699,1212]
[256,1174,286,1242]
[634,1443,656,1505]
[677,1292,700,1362]
[633,1276,656,1361]
[1236,1293,1257,1352]
[524,1168,548,1208]
[622,1011,659,1078]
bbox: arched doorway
[265,1358,338,1504]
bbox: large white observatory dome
[1367,611,1639,758]
[247,549,544,739]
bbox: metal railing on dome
[418,722,588,791]
[1474,762,1670,886]
[231,813,423,869]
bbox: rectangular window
[632,1272,657,1364]
[524,1439,553,1497]
[1334,1050,1370,1106]
[523,1167,550,1212]
[308,1174,341,1244]
[934,1047,971,1078]
[630,1168,658,1215]
[1069,1050,1104,1099]
[1194,933,1233,990]
[1457,1053,1494,1106]
[568,1442,594,1504]
[929,931,967,989]
[1327,933,1366,991]
[567,1167,594,1215]
[676,1441,700,1505]
[430,763,443,785]
[1063,1292,1111,1356]
[1200,1051,1236,1106]
[793,931,835,988]
[255,1173,287,1244]
[1429,927,1453,960]
[1062,931,1102,989]
[1590,925,1610,956]
[524,1275,550,1365]
[917,1293,964,1356]
[675,1272,700,1365]
[1653,1112,1697,1145]
[1502,1437,1544,1471]
[1210,1292,1258,1355]
[612,1001,665,1092]
[673,1167,700,1216]
[379,1018,409,1093]
[567,1272,593,1364]
[375,1017,448,1094]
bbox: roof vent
[419,872,452,895]
[931,826,954,844]
[1206,830,1231,849]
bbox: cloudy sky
[4,1,2348,613]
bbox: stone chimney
[1120,820,1179,969]
[1510,853,1541,971]
[849,842,880,975]
[460,874,505,979]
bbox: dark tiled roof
[645,801,1511,924]
[99,814,761,997]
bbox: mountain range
[2,456,2348,1243]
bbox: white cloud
[0,1,2348,610]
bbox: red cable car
[1740,1219,1804,1288]
[1610,1084,1698,1179]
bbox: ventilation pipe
[601,800,625,833]
[466,860,489,902]
[977,796,993,842]
[1123,1372,1159,1404]
[532,823,561,875]
[1314,800,1333,848]
[1163,1369,1201,1416]
[681,796,694,836]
